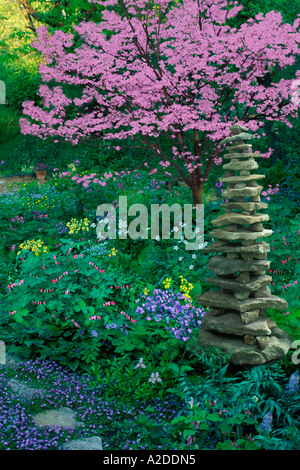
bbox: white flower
[179,257,183,261]
[192,254,197,259]
[198,241,208,249]
[189,265,194,270]
[173,246,179,250]
[173,226,179,232]
[149,372,162,383]
[135,358,146,369]
[187,397,200,409]
[90,223,96,228]
[155,235,160,241]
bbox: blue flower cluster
[135,289,205,342]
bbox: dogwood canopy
[20,0,300,204]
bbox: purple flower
[258,411,273,434]
[134,289,205,341]
[285,371,299,395]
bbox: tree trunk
[191,182,204,207]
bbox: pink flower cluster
[88,261,105,273]
[7,280,24,291]
[261,184,280,200]
[89,315,102,321]
[19,0,300,190]
[110,284,131,290]
[52,271,69,283]
[10,216,24,223]
[281,280,298,290]
[120,310,137,323]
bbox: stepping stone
[7,379,44,401]
[33,407,84,429]
[62,437,103,450]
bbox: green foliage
[167,349,300,450]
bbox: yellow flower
[162,277,172,289]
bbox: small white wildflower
[173,246,179,250]
[179,256,183,261]
[189,265,194,270]
[192,254,197,259]
[135,358,146,369]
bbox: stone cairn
[196,124,292,365]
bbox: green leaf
[190,282,202,299]
[206,412,224,422]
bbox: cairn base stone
[195,328,292,365]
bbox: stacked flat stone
[196,124,292,365]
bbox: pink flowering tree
[20,0,300,205]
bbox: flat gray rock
[206,256,270,275]
[203,241,270,254]
[62,437,103,450]
[211,212,269,227]
[33,407,84,429]
[220,133,254,145]
[202,312,274,336]
[197,291,288,312]
[194,328,292,365]
[205,274,272,292]
[7,379,44,401]
[222,186,263,198]
[222,201,268,211]
[209,228,273,241]
[220,174,265,184]
[223,160,258,171]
